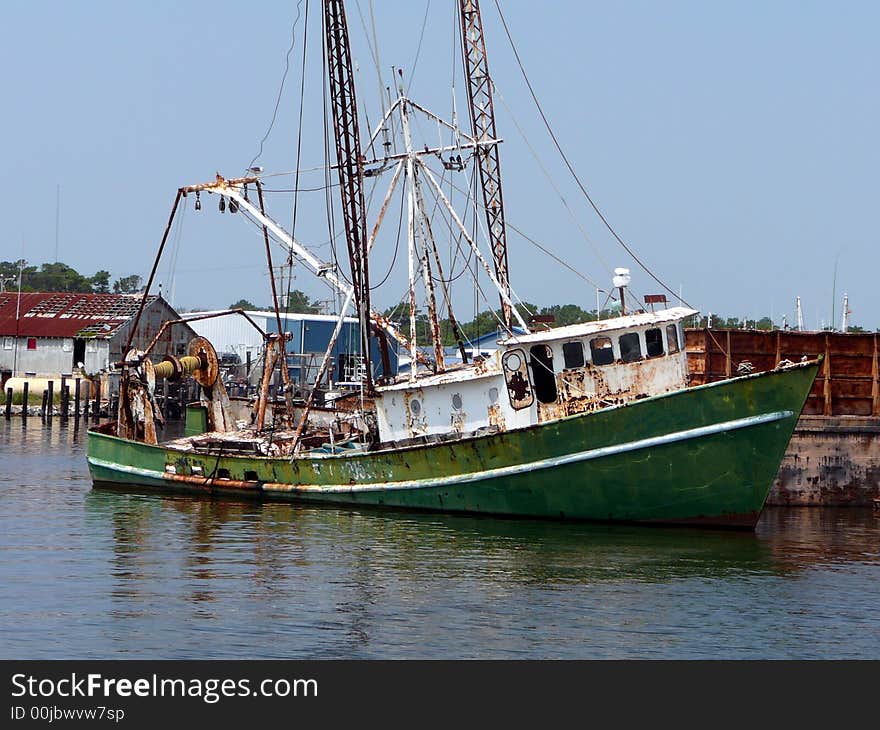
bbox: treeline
[228,292,622,345]
[227,290,874,339]
[0,260,143,294]
[691,313,869,333]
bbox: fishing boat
[87,0,819,528]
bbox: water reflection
[83,490,880,588]
[2,419,879,659]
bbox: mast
[459,0,513,330]
[398,88,446,375]
[324,0,373,391]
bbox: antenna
[831,252,840,332]
[54,184,60,262]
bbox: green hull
[87,362,819,529]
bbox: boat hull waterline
[87,361,819,529]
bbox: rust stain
[769,416,880,505]
[541,359,677,421]
[487,403,506,431]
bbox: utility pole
[55,184,60,263]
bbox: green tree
[25,262,92,292]
[0,260,28,292]
[90,270,111,293]
[113,274,143,294]
[285,289,320,314]
[229,298,259,310]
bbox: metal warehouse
[183,309,398,389]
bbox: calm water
[1,419,878,659]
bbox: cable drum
[187,336,220,388]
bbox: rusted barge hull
[686,328,880,505]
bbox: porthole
[488,387,499,404]
[452,393,463,411]
[410,398,421,416]
[503,351,522,371]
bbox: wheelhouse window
[590,337,614,366]
[562,341,585,369]
[666,323,680,353]
[529,345,558,404]
[619,332,642,363]
[645,328,664,358]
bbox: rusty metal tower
[459,0,512,330]
[324,0,373,389]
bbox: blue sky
[2,1,877,329]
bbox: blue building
[265,314,398,387]
[185,310,398,390]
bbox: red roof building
[0,292,194,379]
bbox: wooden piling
[74,378,81,419]
[61,385,70,421]
[47,380,54,421]
[21,382,28,422]
[823,334,832,416]
[872,334,879,418]
[41,389,48,419]
[725,330,732,378]
[93,379,101,421]
[5,387,11,420]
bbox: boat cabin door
[529,345,558,403]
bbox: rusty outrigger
[87,0,820,528]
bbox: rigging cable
[491,0,692,309]
[287,0,312,326]
[493,83,612,278]
[164,194,187,308]
[405,0,432,95]
[352,0,388,120]
[370,175,406,290]
[428,166,602,291]
[248,0,305,171]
